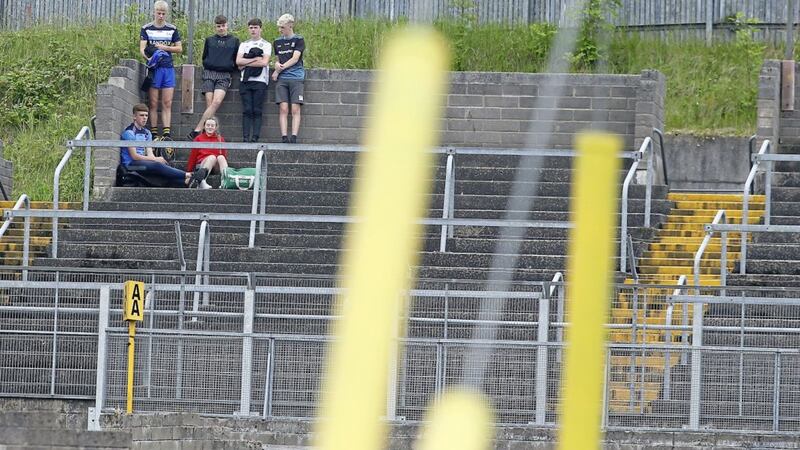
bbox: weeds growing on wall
[0,16,782,199]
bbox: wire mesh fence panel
[270,339,326,418]
[104,332,245,415]
[395,341,438,421]
[778,353,800,432]
[440,343,537,424]
[0,333,54,396]
[255,290,335,336]
[698,349,777,432]
[606,345,688,429]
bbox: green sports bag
[221,167,263,190]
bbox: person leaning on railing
[120,103,207,188]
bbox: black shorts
[275,79,305,105]
[201,70,232,93]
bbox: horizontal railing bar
[5,208,574,229]
[68,140,642,159]
[709,224,800,233]
[669,294,800,305]
[753,154,800,162]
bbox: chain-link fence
[5,269,800,432]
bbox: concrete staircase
[607,193,765,419]
[0,201,78,267]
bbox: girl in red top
[186,117,229,189]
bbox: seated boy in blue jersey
[120,104,207,188]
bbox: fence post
[239,289,255,416]
[89,286,110,431]
[262,338,275,418]
[773,352,782,432]
[535,292,550,425]
[49,271,60,396]
[705,0,714,45]
[689,297,704,429]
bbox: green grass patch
[0,18,785,200]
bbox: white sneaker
[199,180,212,189]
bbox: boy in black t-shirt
[188,15,240,140]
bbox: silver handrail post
[83,144,91,211]
[694,210,725,289]
[534,288,550,425]
[89,285,110,431]
[192,220,210,316]
[645,138,653,228]
[741,139,770,274]
[249,150,265,248]
[0,194,30,240]
[239,288,255,416]
[440,151,454,252]
[620,139,648,272]
[54,127,91,257]
[664,274,687,399]
[259,150,268,234]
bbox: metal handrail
[620,136,652,272]
[53,126,91,258]
[663,274,687,396]
[741,139,771,274]
[249,150,265,248]
[174,221,186,271]
[626,233,638,282]
[0,194,31,281]
[192,220,211,317]
[694,209,726,288]
[653,128,667,185]
[440,150,455,252]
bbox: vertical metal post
[645,142,653,228]
[689,297,704,429]
[601,347,610,429]
[145,279,156,398]
[262,338,275,418]
[193,221,209,315]
[249,150,264,248]
[202,229,210,307]
[239,289,255,416]
[773,352,782,432]
[787,0,796,60]
[705,0,714,45]
[439,152,454,252]
[721,231,727,289]
[556,282,564,363]
[187,0,195,64]
[766,159,772,226]
[49,271,60,396]
[448,153,455,239]
[22,213,29,282]
[90,286,110,431]
[83,146,91,211]
[434,342,443,401]
[259,158,268,234]
[534,293,550,425]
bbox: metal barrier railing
[740,139,771,274]
[4,273,800,432]
[52,126,92,258]
[620,137,653,272]
[0,194,31,281]
[693,209,728,287]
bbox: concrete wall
[664,134,752,191]
[758,59,800,155]
[93,61,665,196]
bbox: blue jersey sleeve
[172,28,182,43]
[121,129,136,141]
[294,36,305,54]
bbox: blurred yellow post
[417,389,493,450]
[315,28,449,450]
[558,133,621,450]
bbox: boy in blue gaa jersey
[120,104,207,188]
[272,13,305,144]
[140,0,182,140]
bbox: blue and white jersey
[120,123,152,166]
[141,22,181,67]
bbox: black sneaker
[187,130,200,140]
[289,135,297,144]
[188,167,208,188]
[281,135,289,144]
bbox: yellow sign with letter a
[123,281,145,322]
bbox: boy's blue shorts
[152,67,176,89]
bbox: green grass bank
[0,18,783,200]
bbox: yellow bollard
[557,133,622,450]
[123,280,145,415]
[315,27,449,450]
[417,389,493,450]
